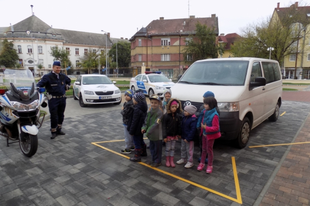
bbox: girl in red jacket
[196,96,221,174]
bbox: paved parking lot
[0,98,310,206]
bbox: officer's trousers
[48,97,66,131]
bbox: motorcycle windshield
[2,69,35,91]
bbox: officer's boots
[51,132,57,139]
[57,126,65,135]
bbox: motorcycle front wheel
[19,132,38,157]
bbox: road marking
[280,111,286,116]
[249,141,310,148]
[92,141,243,204]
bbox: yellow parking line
[280,111,286,116]
[249,141,310,148]
[94,138,148,144]
[92,141,242,204]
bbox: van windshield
[179,61,248,85]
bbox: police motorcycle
[0,68,47,157]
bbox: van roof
[196,57,279,63]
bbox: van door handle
[262,87,265,91]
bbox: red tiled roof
[219,33,240,50]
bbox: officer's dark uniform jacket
[37,72,71,96]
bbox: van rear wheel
[269,102,280,122]
[236,117,251,149]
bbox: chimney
[121,37,123,39]
[211,14,216,18]
[160,17,164,20]
[107,33,110,38]
[220,33,225,36]
[277,2,280,11]
[189,15,195,19]
[295,2,298,9]
[10,23,14,32]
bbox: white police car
[73,74,121,107]
[130,72,175,97]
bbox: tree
[231,3,310,71]
[183,22,218,64]
[0,39,19,68]
[108,41,131,67]
[79,50,99,74]
[50,46,71,74]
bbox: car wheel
[235,117,251,149]
[148,89,154,97]
[131,86,135,93]
[79,93,86,107]
[269,102,280,122]
[73,90,78,100]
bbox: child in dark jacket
[142,95,163,167]
[162,99,182,168]
[177,105,198,169]
[120,89,134,154]
[127,92,148,162]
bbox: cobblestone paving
[0,101,309,206]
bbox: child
[120,89,135,154]
[162,89,171,113]
[177,105,198,168]
[141,95,163,167]
[196,96,221,174]
[127,92,148,162]
[162,99,182,168]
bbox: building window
[308,53,310,61]
[161,54,170,61]
[84,49,88,55]
[138,55,142,61]
[185,37,192,46]
[19,59,23,66]
[38,59,44,65]
[48,64,51,68]
[75,48,79,55]
[27,45,32,53]
[76,60,80,67]
[138,39,142,46]
[66,47,70,55]
[92,49,96,53]
[161,38,170,46]
[38,46,43,54]
[17,45,22,53]
[186,54,193,61]
[289,54,296,61]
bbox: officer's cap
[53,61,61,66]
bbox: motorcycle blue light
[39,88,45,93]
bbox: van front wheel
[269,102,280,122]
[236,117,251,149]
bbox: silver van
[171,57,282,148]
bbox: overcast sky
[0,0,306,39]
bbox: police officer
[37,61,71,139]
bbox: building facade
[130,15,219,79]
[0,15,114,76]
[271,2,310,79]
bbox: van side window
[262,62,280,83]
[250,62,262,82]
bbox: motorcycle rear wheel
[19,132,38,157]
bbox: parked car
[171,57,282,148]
[130,72,175,97]
[73,74,121,107]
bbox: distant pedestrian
[162,99,182,168]
[120,89,135,154]
[37,61,71,139]
[177,105,197,169]
[127,92,148,162]
[162,89,171,113]
[197,96,221,174]
[142,95,163,167]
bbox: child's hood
[166,98,183,114]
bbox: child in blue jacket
[177,105,198,168]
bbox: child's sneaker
[197,163,205,171]
[184,162,194,169]
[206,166,213,174]
[176,159,186,165]
[121,149,132,155]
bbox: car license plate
[99,96,112,99]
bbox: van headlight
[115,89,121,94]
[218,102,239,112]
[11,100,39,111]
[84,90,94,95]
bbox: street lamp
[101,30,108,76]
[267,47,274,59]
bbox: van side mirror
[250,77,266,89]
[75,81,81,85]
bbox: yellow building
[130,15,219,79]
[271,2,310,79]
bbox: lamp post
[267,47,274,59]
[116,41,118,77]
[101,30,108,76]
